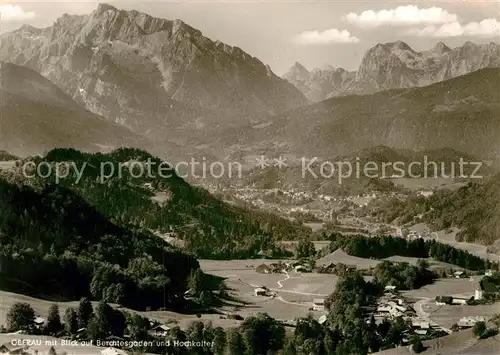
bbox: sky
[1,1,499,74]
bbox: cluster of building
[366,286,446,336]
[374,286,414,319]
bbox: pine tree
[6,302,35,332]
[47,304,62,335]
[77,297,93,328]
[63,308,79,335]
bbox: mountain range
[0,3,306,138]
[230,68,500,163]
[284,41,500,102]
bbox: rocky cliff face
[284,41,500,101]
[0,3,307,133]
[283,63,355,102]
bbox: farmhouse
[451,298,468,305]
[435,296,452,305]
[318,315,327,325]
[417,190,434,198]
[453,271,465,279]
[457,316,487,328]
[411,318,430,330]
[384,285,397,292]
[377,305,392,313]
[33,317,47,330]
[150,324,170,337]
[254,288,268,296]
[313,299,325,311]
[294,265,309,272]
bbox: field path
[277,272,290,288]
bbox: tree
[7,302,35,332]
[64,308,79,335]
[199,290,213,308]
[77,297,93,328]
[48,346,57,355]
[127,314,149,341]
[295,239,316,259]
[165,326,188,355]
[240,313,285,355]
[226,329,246,355]
[410,336,425,353]
[187,269,205,296]
[92,301,113,339]
[47,304,62,335]
[212,327,226,355]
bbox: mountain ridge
[229,68,500,163]
[0,3,307,138]
[0,62,150,157]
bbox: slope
[0,3,307,136]
[4,148,311,259]
[243,68,500,162]
[284,41,500,101]
[0,176,199,310]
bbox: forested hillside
[6,148,309,259]
[0,177,199,310]
[371,175,500,244]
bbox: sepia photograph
[0,0,499,354]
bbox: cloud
[0,4,36,22]
[295,29,359,45]
[344,5,458,28]
[407,18,500,37]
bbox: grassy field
[199,259,338,321]
[0,161,15,170]
[434,227,500,263]
[316,249,380,269]
[429,303,500,329]
[401,277,482,300]
[383,256,465,271]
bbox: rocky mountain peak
[284,40,500,102]
[0,2,307,134]
[389,40,414,52]
[284,62,310,82]
[432,41,451,54]
[95,2,119,15]
[16,24,40,34]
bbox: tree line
[0,177,200,311]
[325,233,498,271]
[17,148,311,259]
